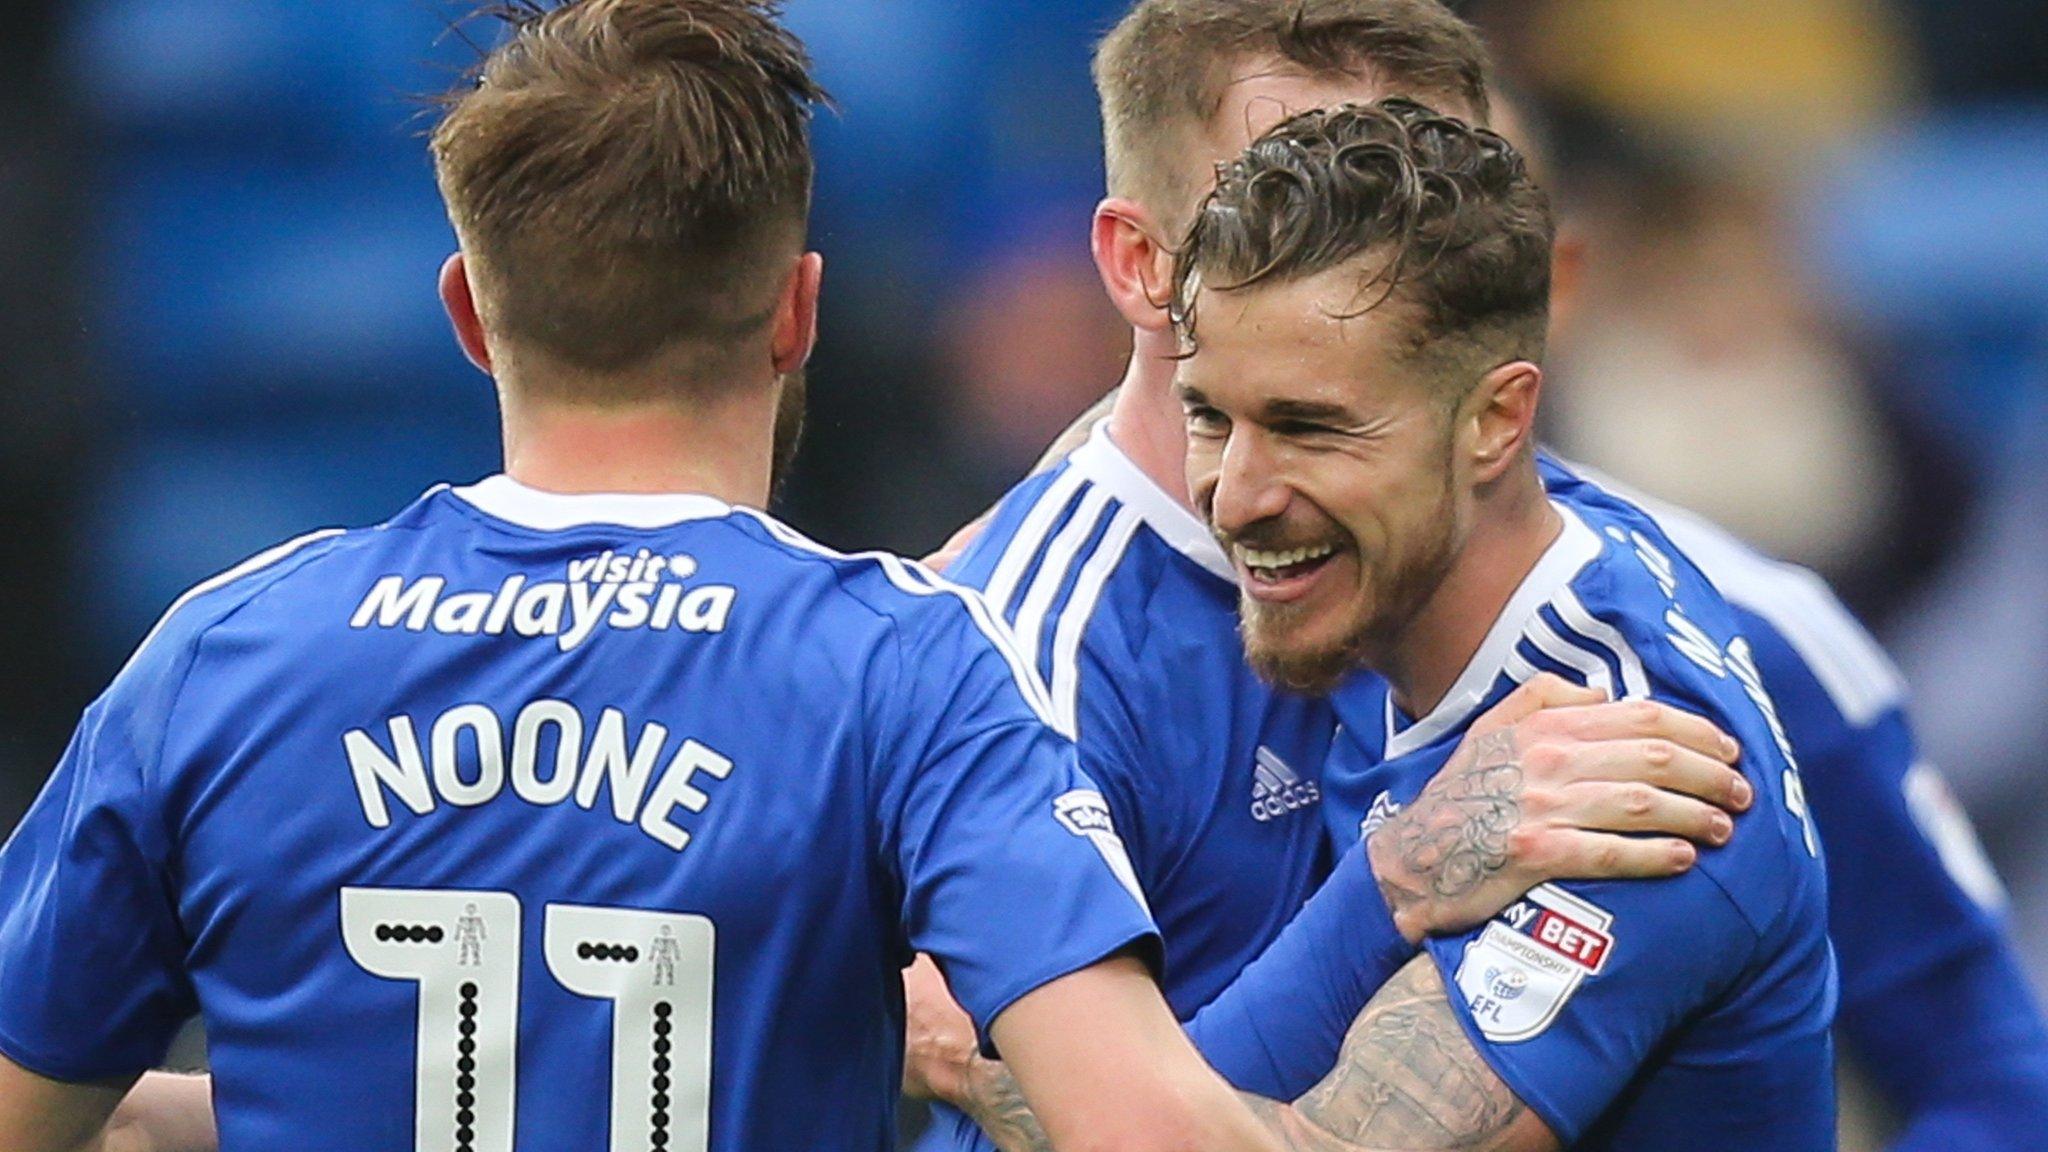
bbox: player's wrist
[1364,831,1430,946]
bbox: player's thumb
[1467,672,1609,736]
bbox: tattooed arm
[947,677,1749,1150]
[1236,957,1552,1152]
[964,958,1550,1152]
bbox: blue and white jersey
[0,477,1158,1152]
[1540,457,2048,1151]
[1320,478,1838,1150]
[918,423,1335,1152]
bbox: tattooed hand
[1367,673,1752,944]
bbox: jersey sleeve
[0,631,201,1080]
[871,591,1160,1048]
[1184,841,1415,1099]
[1066,644,1171,906]
[1418,868,1760,1144]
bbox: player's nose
[1207,431,1291,538]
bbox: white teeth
[1236,543,1336,571]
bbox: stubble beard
[1240,469,1462,698]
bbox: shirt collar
[449,475,733,531]
[1384,503,1604,759]
[1066,422,1235,583]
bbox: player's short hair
[1172,99,1552,387]
[432,0,828,382]
[1094,0,1493,224]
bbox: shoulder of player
[97,525,381,724]
[1561,550,1823,902]
[723,506,1061,715]
[128,526,375,658]
[1553,463,1906,726]
[1544,493,1751,688]
[951,461,1224,721]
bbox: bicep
[0,1055,133,1152]
[1272,955,1558,1152]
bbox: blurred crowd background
[0,0,2043,1137]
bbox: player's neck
[1381,467,1563,719]
[499,386,776,509]
[1104,328,1194,508]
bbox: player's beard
[1240,454,1462,698]
[770,368,807,501]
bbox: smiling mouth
[1235,542,1339,587]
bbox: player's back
[1325,478,1838,1149]
[0,478,1156,1152]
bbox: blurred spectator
[1543,160,1904,581]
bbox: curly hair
[1171,98,1552,379]
[432,0,829,380]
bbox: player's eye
[1185,405,1229,439]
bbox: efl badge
[1053,790,1150,913]
[1454,884,1614,1042]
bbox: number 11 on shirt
[341,888,714,1152]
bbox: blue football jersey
[1541,457,2048,1151]
[0,477,1159,1152]
[1314,480,1838,1149]
[918,424,1335,1152]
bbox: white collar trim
[1384,502,1604,759]
[450,475,732,531]
[1067,422,1235,583]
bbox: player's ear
[1092,197,1175,334]
[1468,360,1543,484]
[439,252,493,375]
[772,252,824,375]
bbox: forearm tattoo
[962,1058,1055,1152]
[963,961,1538,1152]
[1243,958,1532,1151]
[1377,730,1525,915]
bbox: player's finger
[1553,781,1734,846]
[1466,672,1609,738]
[1544,698,1740,765]
[1557,738,1754,812]
[1542,830,1698,881]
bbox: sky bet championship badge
[1454,884,1615,1042]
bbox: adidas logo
[1251,745,1321,823]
